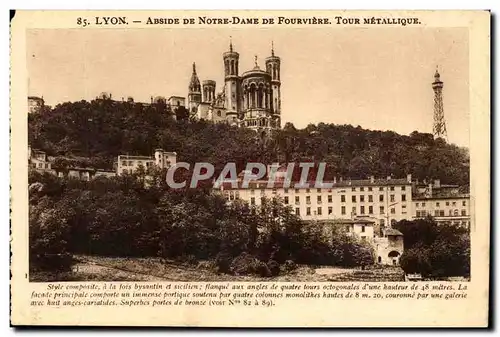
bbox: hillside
[28,99,469,185]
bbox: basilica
[187,40,281,132]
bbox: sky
[26,27,469,147]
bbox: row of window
[32,162,50,169]
[250,186,406,194]
[249,191,407,204]
[415,200,467,207]
[121,160,153,167]
[416,209,467,217]
[287,205,400,217]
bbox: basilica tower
[223,39,240,119]
[265,42,281,128]
[188,62,202,115]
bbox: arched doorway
[388,251,400,266]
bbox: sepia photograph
[26,26,472,283]
[9,9,490,327]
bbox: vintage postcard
[10,10,490,327]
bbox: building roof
[118,155,154,160]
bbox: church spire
[229,36,233,52]
[192,62,197,74]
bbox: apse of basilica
[187,40,281,132]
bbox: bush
[30,253,73,272]
[176,254,198,266]
[267,259,280,276]
[230,252,259,275]
[197,260,216,271]
[256,261,271,277]
[215,251,233,274]
[281,260,298,274]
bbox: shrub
[281,260,298,274]
[229,252,262,276]
[267,259,280,276]
[197,260,216,271]
[215,251,233,274]
[256,261,272,277]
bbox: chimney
[370,175,375,183]
[434,179,441,188]
[407,174,412,183]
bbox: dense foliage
[29,170,374,274]
[394,218,470,278]
[29,99,469,185]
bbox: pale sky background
[26,27,469,147]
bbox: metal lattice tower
[432,67,448,141]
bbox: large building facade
[188,40,282,132]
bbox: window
[235,191,240,199]
[317,207,322,215]
[391,208,395,214]
[317,188,321,193]
[261,197,265,204]
[416,202,419,207]
[416,210,421,217]
[368,195,373,202]
[121,161,127,166]
[361,225,366,232]
[360,187,365,192]
[453,209,458,216]
[401,186,406,191]
[421,210,427,216]
[341,206,346,215]
[328,195,333,203]
[284,196,289,204]
[368,187,373,191]
[45,163,49,168]
[439,210,445,217]
[390,186,395,191]
[352,206,356,215]
[352,195,356,203]
[295,189,299,193]
[341,195,346,202]
[260,189,265,195]
[250,189,255,195]
[352,187,356,192]
[295,196,300,204]
[128,161,133,166]
[360,206,365,214]
[284,188,289,193]
[306,189,310,193]
[390,195,395,202]
[38,163,43,168]
[379,187,384,191]
[461,209,466,216]
[369,206,373,214]
[434,210,440,216]
[446,201,449,206]
[380,219,385,226]
[328,207,333,215]
[402,195,406,202]
[345,226,350,232]
[250,197,255,205]
[379,195,384,202]
[295,208,300,216]
[452,201,456,206]
[422,202,426,207]
[436,202,440,207]
[449,209,453,216]
[272,188,277,194]
[360,195,365,202]
[317,196,322,204]
[380,206,385,214]
[306,196,311,204]
[462,201,466,206]
[306,207,311,216]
